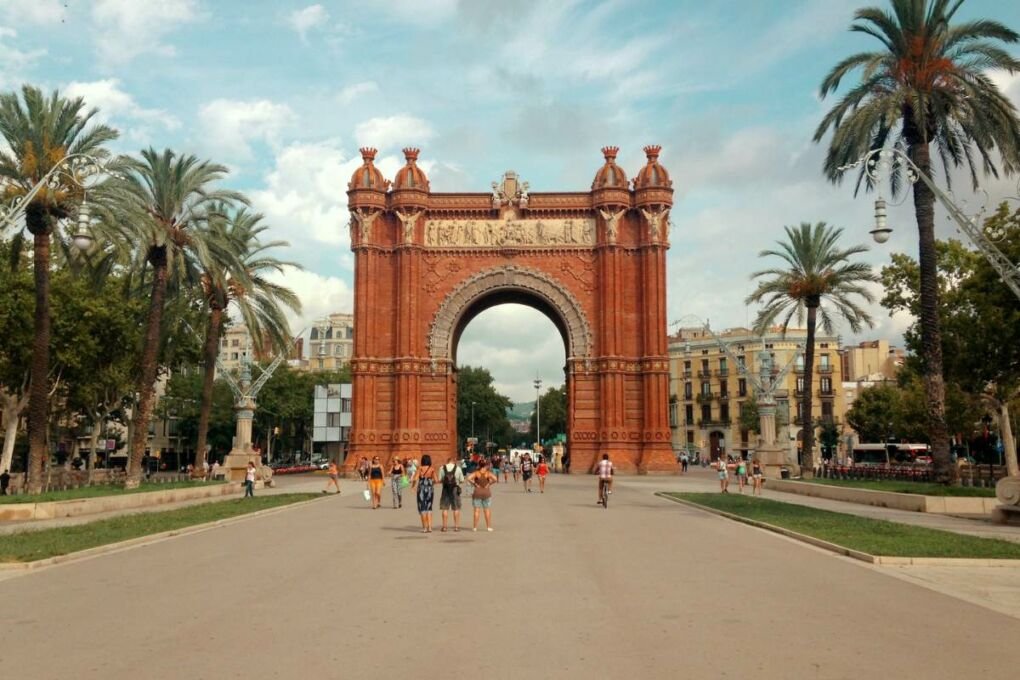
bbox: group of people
[715,455,764,495]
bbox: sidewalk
[0,474,327,536]
[625,468,1020,544]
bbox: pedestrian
[736,457,747,494]
[491,456,501,483]
[324,460,341,494]
[411,454,438,533]
[390,457,405,508]
[368,456,385,509]
[751,459,764,496]
[210,460,221,480]
[716,458,729,493]
[358,456,370,482]
[562,452,570,474]
[244,461,256,498]
[680,452,689,473]
[0,468,10,496]
[536,456,549,493]
[520,453,534,492]
[202,459,210,481]
[468,458,497,532]
[438,455,464,531]
[406,457,418,481]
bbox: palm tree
[746,223,878,472]
[0,86,117,492]
[193,207,301,473]
[112,148,242,487]
[814,0,1020,482]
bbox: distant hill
[507,401,535,422]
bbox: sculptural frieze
[423,217,595,247]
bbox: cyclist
[596,453,613,505]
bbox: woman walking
[390,457,405,508]
[751,459,764,496]
[536,456,549,493]
[716,457,729,494]
[736,457,747,494]
[244,461,257,498]
[411,455,438,533]
[368,456,385,509]
[467,458,497,532]
[323,460,340,494]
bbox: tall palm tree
[746,223,878,472]
[0,86,117,493]
[112,148,242,487]
[193,206,301,473]
[814,0,1020,482]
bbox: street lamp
[470,401,476,440]
[533,377,542,450]
[842,148,1020,302]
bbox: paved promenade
[2,473,1019,679]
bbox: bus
[851,443,931,466]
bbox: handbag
[400,474,410,488]
[362,488,371,502]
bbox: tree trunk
[126,247,170,488]
[909,142,956,483]
[1000,399,1018,478]
[1,401,20,474]
[800,302,818,472]
[194,305,224,475]
[26,206,52,495]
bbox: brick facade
[346,146,676,473]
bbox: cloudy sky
[2,0,1019,402]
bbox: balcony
[697,419,732,429]
[695,393,715,404]
[718,392,729,401]
[697,370,712,379]
[818,389,835,398]
[794,365,806,374]
[683,370,692,379]
[715,368,729,378]
[819,365,834,374]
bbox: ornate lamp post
[533,377,542,451]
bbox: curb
[0,495,328,574]
[655,493,1020,568]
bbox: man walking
[438,456,464,532]
[0,469,10,496]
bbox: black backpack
[442,465,458,488]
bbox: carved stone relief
[640,207,670,242]
[598,208,625,244]
[423,217,595,247]
[352,208,380,242]
[396,209,422,244]
[428,265,593,359]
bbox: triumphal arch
[346,145,675,473]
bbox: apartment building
[307,313,354,372]
[668,326,847,462]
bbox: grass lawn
[666,492,1020,559]
[0,494,316,563]
[805,478,995,497]
[0,480,226,505]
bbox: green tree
[192,207,301,473]
[529,385,567,445]
[846,383,902,442]
[815,0,1020,483]
[0,85,118,492]
[112,148,242,487]
[0,240,34,473]
[253,365,352,460]
[456,366,512,452]
[881,206,1020,474]
[746,222,878,470]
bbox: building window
[231,352,238,360]
[719,381,728,397]
[737,355,746,369]
[685,405,694,423]
[701,382,711,397]
[738,378,747,396]
[720,404,730,421]
[719,357,727,371]
[686,430,695,444]
[232,339,239,347]
[820,377,832,394]
[822,401,834,418]
[341,398,352,413]
[820,354,830,368]
[684,382,692,399]
[796,377,805,394]
[327,412,341,427]
[701,404,711,422]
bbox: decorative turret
[591,145,631,212]
[391,147,429,211]
[633,144,673,210]
[347,147,388,212]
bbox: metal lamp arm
[0,153,107,232]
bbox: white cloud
[989,70,1020,109]
[0,28,44,88]
[91,0,200,64]
[266,268,354,346]
[336,81,379,105]
[0,0,64,24]
[65,79,180,131]
[288,4,329,42]
[354,115,434,151]
[381,0,457,26]
[198,99,294,161]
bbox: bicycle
[598,478,611,508]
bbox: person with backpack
[520,453,534,493]
[438,455,464,532]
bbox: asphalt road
[2,473,1018,679]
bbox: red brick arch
[346,147,676,473]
